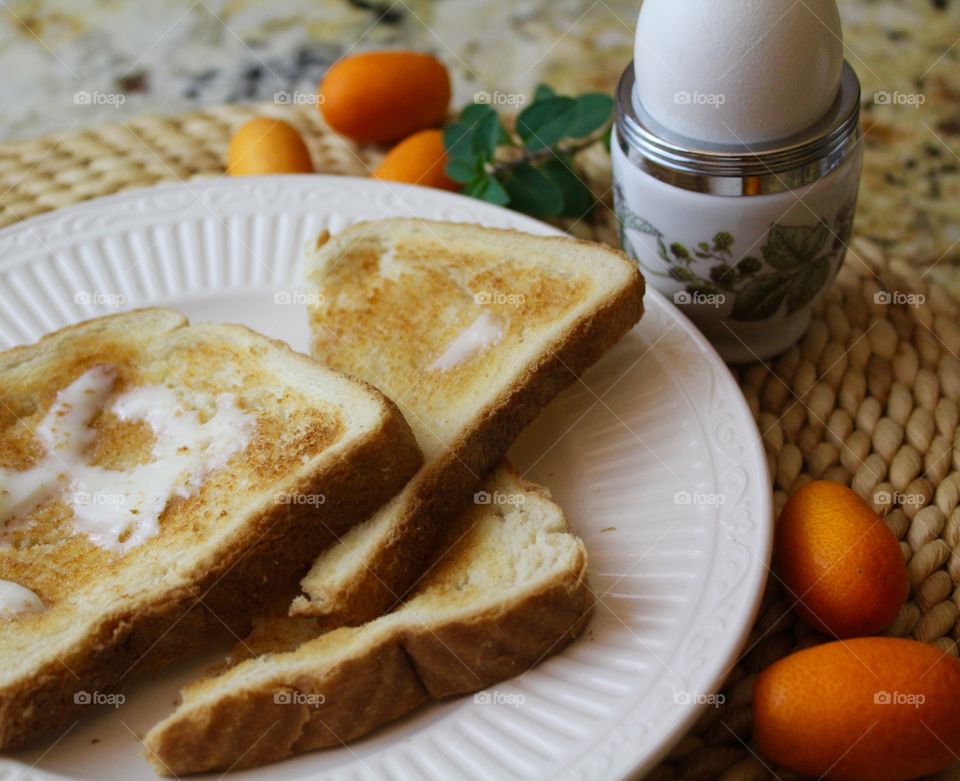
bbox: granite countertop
[0,0,958,281]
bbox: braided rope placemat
[2,105,960,781]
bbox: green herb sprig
[442,84,614,219]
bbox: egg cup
[612,62,863,364]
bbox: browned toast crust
[297,227,644,624]
[0,310,422,750]
[146,540,591,775]
[302,281,642,625]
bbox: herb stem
[487,124,612,175]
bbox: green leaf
[713,231,734,253]
[445,104,507,164]
[710,263,736,285]
[762,223,829,270]
[731,273,792,321]
[445,158,479,184]
[448,86,614,216]
[541,156,594,217]
[737,256,762,274]
[465,104,509,145]
[786,257,830,314]
[460,102,496,125]
[566,93,615,138]
[516,92,613,151]
[466,173,509,206]
[516,96,578,150]
[502,163,563,216]
[443,121,476,163]
[689,282,721,296]
[471,110,502,161]
[670,243,690,260]
[533,83,556,102]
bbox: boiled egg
[633,0,844,145]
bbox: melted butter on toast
[0,365,255,554]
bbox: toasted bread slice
[144,465,591,775]
[294,219,643,622]
[0,309,421,750]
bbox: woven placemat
[3,105,960,781]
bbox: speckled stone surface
[0,0,958,279]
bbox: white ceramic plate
[0,177,771,781]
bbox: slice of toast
[144,464,591,775]
[0,309,421,750]
[294,218,643,623]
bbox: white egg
[633,0,844,145]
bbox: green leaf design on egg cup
[613,184,857,322]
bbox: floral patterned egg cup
[613,61,863,364]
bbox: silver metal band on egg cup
[615,61,861,196]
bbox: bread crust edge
[145,540,592,775]
[297,255,644,625]
[0,313,423,751]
